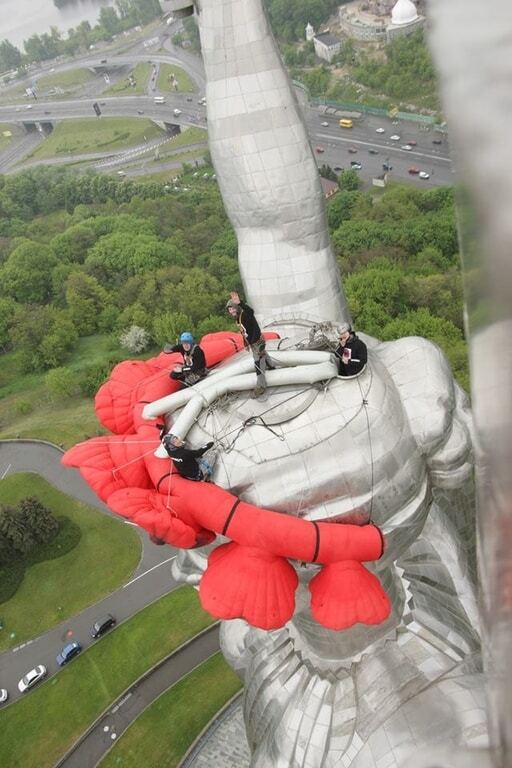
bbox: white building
[339,0,424,44]
[313,31,343,63]
[305,22,315,41]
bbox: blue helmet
[179,332,194,345]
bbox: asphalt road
[0,21,452,188]
[0,440,179,704]
[58,624,220,768]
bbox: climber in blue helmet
[163,331,207,386]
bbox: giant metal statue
[64,0,490,765]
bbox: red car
[315,145,325,153]
[408,167,420,174]
[407,140,417,146]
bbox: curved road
[0,440,180,703]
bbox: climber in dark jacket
[226,291,274,396]
[335,324,368,377]
[161,433,214,481]
[164,332,207,386]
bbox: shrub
[119,325,151,354]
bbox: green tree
[0,39,21,70]
[9,305,77,372]
[99,6,121,36]
[153,311,193,347]
[0,505,33,557]
[0,296,17,350]
[17,497,59,544]
[1,240,56,304]
[51,223,98,263]
[65,271,109,335]
[339,169,361,192]
[319,164,338,182]
[45,366,79,401]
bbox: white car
[375,127,385,133]
[390,135,400,141]
[401,144,413,150]
[0,688,8,704]
[173,108,182,117]
[321,121,329,127]
[18,665,47,693]
[25,104,32,110]
[419,171,430,179]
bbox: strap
[222,499,241,536]
[156,472,171,492]
[311,521,320,562]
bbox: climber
[164,332,207,386]
[226,291,274,396]
[335,324,368,377]
[161,433,214,481]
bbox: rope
[357,373,375,524]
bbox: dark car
[382,163,392,171]
[334,166,343,172]
[91,614,116,638]
[100,59,107,64]
[432,139,442,145]
[56,641,82,666]
[186,96,193,102]
[137,109,144,115]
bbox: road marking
[1,463,11,479]
[315,132,451,164]
[123,555,176,588]
[12,639,33,653]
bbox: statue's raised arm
[170,0,349,326]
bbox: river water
[0,0,116,49]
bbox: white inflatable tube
[153,359,338,457]
[143,350,333,420]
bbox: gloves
[205,441,214,450]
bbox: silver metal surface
[160,0,490,765]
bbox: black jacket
[238,302,262,346]
[169,343,206,374]
[162,437,211,480]
[335,334,368,377]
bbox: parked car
[334,166,342,172]
[407,140,417,146]
[315,145,325,153]
[91,614,116,638]
[348,147,357,154]
[350,161,362,169]
[432,139,443,145]
[18,665,47,693]
[173,108,182,117]
[390,135,400,141]
[0,689,8,704]
[368,148,379,155]
[56,641,82,667]
[408,167,420,174]
[186,96,193,102]
[419,171,430,179]
[137,109,144,115]
[321,121,329,127]
[401,144,413,151]
[375,127,385,133]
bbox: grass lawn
[100,653,242,768]
[0,473,141,651]
[0,587,216,768]
[28,117,165,160]
[0,335,157,447]
[35,68,95,91]
[156,63,196,93]
[105,62,152,95]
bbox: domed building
[339,0,424,44]
[387,0,424,39]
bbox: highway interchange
[0,21,453,186]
